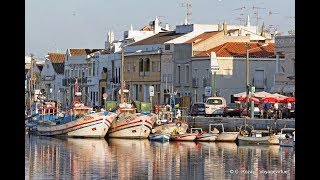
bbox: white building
[40,53,65,107]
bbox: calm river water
[25,135,295,179]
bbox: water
[25,135,295,179]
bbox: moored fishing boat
[209,123,239,142]
[35,79,117,138]
[170,133,197,141]
[278,128,295,147]
[191,128,217,142]
[149,133,170,142]
[106,88,157,139]
[152,105,188,134]
[237,124,280,145]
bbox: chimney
[261,22,266,37]
[223,20,227,35]
[153,16,161,34]
[165,23,170,31]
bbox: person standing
[273,101,279,119]
[287,101,292,118]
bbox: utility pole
[121,48,124,103]
[245,43,250,117]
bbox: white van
[205,96,227,117]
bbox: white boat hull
[216,132,239,142]
[149,133,170,142]
[36,112,117,138]
[195,133,218,142]
[280,138,294,147]
[107,113,157,139]
[237,134,280,145]
[170,133,197,141]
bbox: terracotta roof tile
[140,25,153,31]
[195,42,276,58]
[47,53,65,63]
[185,31,221,45]
[69,49,102,56]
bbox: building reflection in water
[25,135,295,179]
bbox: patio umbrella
[261,97,278,103]
[280,97,295,103]
[238,96,260,103]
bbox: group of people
[263,100,294,119]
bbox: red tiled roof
[69,49,102,56]
[140,25,153,31]
[185,31,221,45]
[195,42,276,58]
[47,53,65,63]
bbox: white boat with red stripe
[36,78,117,138]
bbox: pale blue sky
[25,0,295,59]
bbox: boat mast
[29,54,34,115]
[121,48,124,104]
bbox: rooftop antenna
[252,5,265,33]
[232,6,245,11]
[180,2,192,25]
[268,10,279,16]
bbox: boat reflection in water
[25,135,112,180]
[26,135,295,179]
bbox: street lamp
[209,52,220,97]
[245,43,268,118]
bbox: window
[158,62,161,72]
[185,65,190,83]
[96,92,98,101]
[145,58,150,72]
[133,63,136,72]
[127,63,130,72]
[92,62,95,76]
[139,85,142,92]
[152,61,156,72]
[88,63,92,77]
[165,44,170,50]
[177,65,181,84]
[139,58,143,72]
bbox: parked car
[223,103,243,117]
[190,102,206,116]
[242,103,262,118]
[205,97,227,117]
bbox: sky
[25,0,295,59]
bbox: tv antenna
[232,6,245,11]
[252,5,266,32]
[268,10,279,16]
[180,2,192,25]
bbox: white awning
[233,91,247,97]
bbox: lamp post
[245,43,268,118]
[209,52,220,97]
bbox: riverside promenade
[185,116,295,132]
